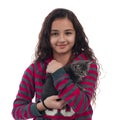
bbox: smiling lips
[57,44,67,49]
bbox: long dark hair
[34,8,96,62]
[34,8,100,104]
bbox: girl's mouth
[57,44,67,49]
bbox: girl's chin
[54,50,71,55]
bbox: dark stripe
[61,83,77,100]
[73,90,83,109]
[54,75,70,89]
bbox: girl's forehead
[52,18,72,24]
[51,18,74,30]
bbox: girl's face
[50,18,76,56]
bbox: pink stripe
[70,91,79,106]
[90,63,97,68]
[36,93,41,99]
[26,67,33,76]
[60,84,74,99]
[34,73,46,79]
[63,84,79,101]
[20,85,28,93]
[17,107,22,119]
[82,81,95,87]
[21,80,33,93]
[21,105,27,118]
[70,88,80,107]
[86,87,94,93]
[23,75,34,91]
[85,75,96,81]
[28,103,34,118]
[81,109,93,116]
[14,103,22,107]
[16,107,20,119]
[14,99,26,107]
[38,63,46,73]
[35,81,43,86]
[66,88,80,106]
[56,79,68,89]
[88,70,98,76]
[75,57,81,60]
[34,63,46,78]
[74,93,84,112]
[24,110,27,118]
[18,92,31,100]
[80,54,88,60]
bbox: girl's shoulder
[73,53,97,66]
[23,61,45,74]
[75,53,96,62]
[74,53,89,61]
[29,57,52,72]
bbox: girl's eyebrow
[51,29,58,32]
[51,29,75,32]
[65,29,75,31]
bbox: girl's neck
[53,53,71,65]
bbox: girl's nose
[58,34,66,42]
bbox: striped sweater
[12,53,98,120]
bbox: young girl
[12,8,99,120]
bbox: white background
[0,0,120,119]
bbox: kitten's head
[71,60,91,78]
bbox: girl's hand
[44,95,66,109]
[46,60,63,73]
[37,95,66,111]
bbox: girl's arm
[51,61,98,114]
[12,64,44,119]
[12,62,66,119]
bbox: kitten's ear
[88,60,93,65]
[85,60,90,63]
[71,63,76,71]
[85,60,92,65]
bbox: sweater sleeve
[12,64,43,119]
[51,61,98,114]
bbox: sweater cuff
[30,103,44,117]
[51,68,67,80]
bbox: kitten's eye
[76,65,81,69]
[74,65,79,70]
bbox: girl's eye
[65,32,72,35]
[51,32,59,36]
